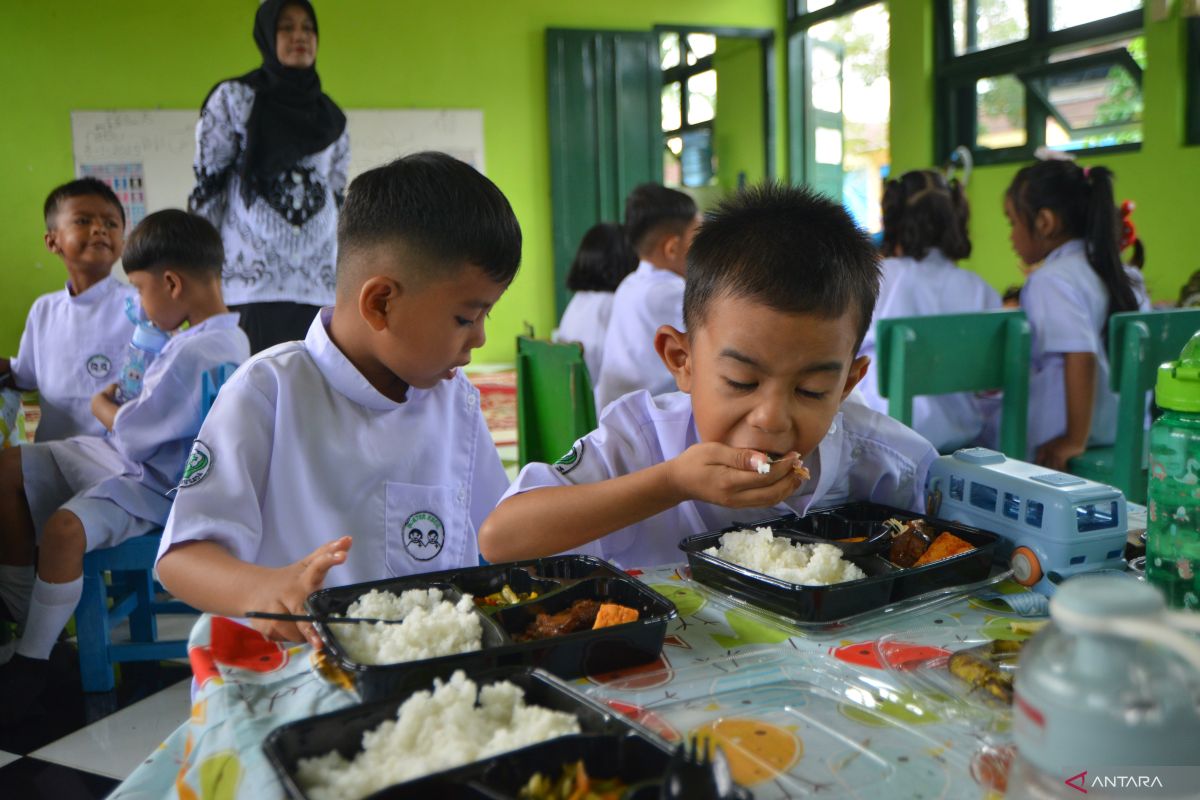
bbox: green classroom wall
[887,0,1198,304]
[5,2,1192,364]
[714,37,768,193]
[0,0,785,364]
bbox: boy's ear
[840,355,870,400]
[1033,208,1060,239]
[44,230,61,256]
[163,270,185,298]
[655,325,693,392]
[662,232,683,263]
[358,275,402,332]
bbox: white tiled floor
[30,678,191,780]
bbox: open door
[804,37,845,202]
[547,29,662,320]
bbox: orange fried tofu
[592,603,639,629]
[913,532,975,566]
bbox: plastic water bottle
[1146,331,1200,609]
[1008,575,1200,799]
[113,298,170,405]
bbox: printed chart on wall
[71,108,486,233]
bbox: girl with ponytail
[1004,160,1149,469]
[858,170,1002,451]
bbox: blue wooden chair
[76,362,238,692]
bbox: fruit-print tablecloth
[110,565,1036,800]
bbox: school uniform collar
[65,276,120,305]
[305,307,412,412]
[1043,239,1086,267]
[164,312,242,351]
[637,259,683,280]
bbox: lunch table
[110,564,1032,800]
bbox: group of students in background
[560,158,1153,474]
[0,147,1172,728]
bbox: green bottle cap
[1156,331,1200,413]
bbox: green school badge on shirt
[179,440,213,488]
[554,440,585,475]
[85,354,112,379]
[403,511,445,561]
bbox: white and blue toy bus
[926,448,1128,595]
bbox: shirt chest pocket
[384,482,469,575]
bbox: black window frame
[935,0,1145,166]
[659,30,719,187]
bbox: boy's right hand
[246,536,352,648]
[668,443,806,508]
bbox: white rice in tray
[332,587,483,666]
[296,670,582,800]
[705,526,867,585]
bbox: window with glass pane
[661,82,682,132]
[970,482,998,511]
[687,34,717,60]
[802,2,890,233]
[1076,501,1119,532]
[976,75,1026,149]
[686,70,717,125]
[660,33,681,70]
[1051,0,1141,31]
[952,0,1028,55]
[1041,37,1145,150]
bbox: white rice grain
[296,671,582,800]
[705,526,867,585]
[333,587,482,666]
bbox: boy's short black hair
[336,152,522,289]
[566,222,637,293]
[122,209,224,276]
[43,178,125,229]
[624,183,698,253]
[684,183,880,351]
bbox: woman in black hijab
[190,0,349,353]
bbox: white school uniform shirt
[157,309,509,582]
[553,290,615,382]
[593,261,685,412]
[34,314,251,526]
[1021,239,1151,456]
[8,277,135,442]
[857,249,1003,452]
[503,390,937,569]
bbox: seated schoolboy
[0,210,250,720]
[593,184,700,411]
[0,177,135,441]
[480,184,937,569]
[155,152,520,647]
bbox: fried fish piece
[948,641,1020,704]
[913,531,976,566]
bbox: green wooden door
[805,37,845,202]
[547,28,662,319]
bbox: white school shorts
[21,444,155,550]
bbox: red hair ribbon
[1119,199,1137,251]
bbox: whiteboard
[70,108,486,219]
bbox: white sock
[16,576,82,661]
[0,563,35,625]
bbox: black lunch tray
[678,502,1001,623]
[263,666,753,800]
[307,555,678,702]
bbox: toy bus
[926,448,1128,595]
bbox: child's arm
[157,536,352,647]
[1035,351,1096,471]
[91,383,119,431]
[479,443,804,563]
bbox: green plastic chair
[516,336,598,467]
[1067,308,1200,504]
[875,310,1031,459]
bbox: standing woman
[190,0,348,353]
